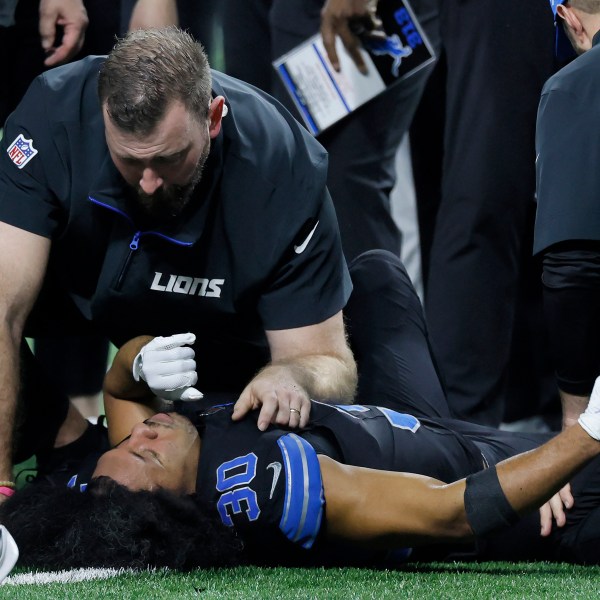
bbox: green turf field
[3,563,600,598]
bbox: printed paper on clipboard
[272,0,435,135]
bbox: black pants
[15,283,108,463]
[13,343,70,464]
[347,251,600,565]
[345,249,450,418]
[424,0,556,425]
[223,0,441,262]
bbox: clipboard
[273,0,436,135]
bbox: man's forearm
[270,351,357,403]
[495,423,599,514]
[236,313,358,429]
[0,330,21,483]
[103,335,154,401]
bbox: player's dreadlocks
[0,477,244,570]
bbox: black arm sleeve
[542,241,600,395]
[464,467,519,537]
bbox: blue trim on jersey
[66,474,88,493]
[335,404,369,413]
[277,434,324,549]
[379,407,421,432]
[331,403,421,432]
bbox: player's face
[92,413,201,493]
[104,100,210,220]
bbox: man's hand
[234,311,356,430]
[132,333,203,401]
[539,483,573,537]
[320,0,380,73]
[232,365,311,431]
[39,0,88,67]
[538,378,600,534]
[578,376,600,440]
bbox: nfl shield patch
[7,133,38,169]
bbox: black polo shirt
[534,32,600,255]
[0,57,351,393]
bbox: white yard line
[3,567,138,585]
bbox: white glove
[132,333,203,401]
[578,376,600,440]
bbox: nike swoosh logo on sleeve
[294,221,319,254]
[267,461,282,499]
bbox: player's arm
[0,223,50,495]
[103,335,157,446]
[232,310,357,431]
[103,333,202,446]
[320,421,600,546]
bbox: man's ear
[557,3,585,40]
[208,96,226,139]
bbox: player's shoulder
[199,417,325,549]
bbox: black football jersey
[190,400,486,564]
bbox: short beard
[135,142,210,221]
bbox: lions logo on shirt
[7,134,38,169]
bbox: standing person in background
[176,0,223,66]
[0,0,89,124]
[320,0,557,427]
[222,0,274,93]
[223,0,441,262]
[422,0,556,426]
[535,0,600,429]
[1,0,185,125]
